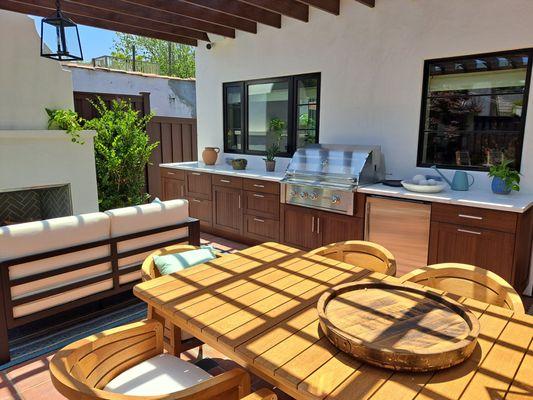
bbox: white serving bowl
[401,180,446,193]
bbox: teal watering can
[431,166,474,191]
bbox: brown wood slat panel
[161,123,173,163]
[241,0,308,21]
[355,0,375,7]
[171,123,183,162]
[297,0,339,15]
[181,124,193,161]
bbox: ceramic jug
[431,166,474,191]
[202,147,220,165]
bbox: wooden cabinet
[243,191,279,219]
[187,197,212,229]
[281,204,364,250]
[160,168,185,201]
[185,171,212,200]
[212,185,243,235]
[243,215,279,242]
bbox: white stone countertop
[160,161,285,182]
[358,183,533,213]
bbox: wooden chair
[307,240,397,276]
[398,263,525,313]
[141,244,222,358]
[49,319,276,400]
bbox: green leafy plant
[84,98,158,211]
[488,158,521,192]
[45,108,84,144]
[264,118,285,162]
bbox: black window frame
[416,48,533,172]
[223,72,321,157]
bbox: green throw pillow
[154,246,217,276]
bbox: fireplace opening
[0,185,73,226]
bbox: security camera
[206,42,214,50]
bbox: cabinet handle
[167,172,175,175]
[253,184,265,188]
[220,179,231,183]
[311,216,315,232]
[191,199,201,203]
[238,195,241,209]
[254,218,265,223]
[458,214,483,220]
[253,194,265,198]
[181,186,184,197]
[457,228,481,235]
[191,172,201,176]
[317,217,320,234]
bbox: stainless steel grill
[281,144,382,215]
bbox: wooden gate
[73,91,150,119]
[147,116,198,199]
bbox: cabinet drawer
[161,177,185,200]
[244,214,279,242]
[243,179,279,194]
[187,197,212,228]
[161,168,185,180]
[431,203,517,233]
[244,191,280,220]
[212,174,242,189]
[186,171,212,200]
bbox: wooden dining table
[134,242,533,400]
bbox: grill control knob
[299,192,308,199]
[331,195,341,204]
[290,190,298,197]
[309,192,319,200]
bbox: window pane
[296,77,319,148]
[420,51,530,170]
[225,86,242,151]
[247,80,289,153]
[298,78,318,104]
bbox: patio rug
[0,301,148,371]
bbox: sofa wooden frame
[0,217,200,363]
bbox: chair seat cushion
[104,354,212,396]
[154,247,217,275]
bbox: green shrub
[45,108,84,144]
[84,99,158,211]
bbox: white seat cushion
[104,354,212,396]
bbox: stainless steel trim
[316,217,320,234]
[458,214,483,220]
[253,194,265,198]
[457,228,482,235]
[311,216,315,232]
[253,218,265,223]
[219,179,231,183]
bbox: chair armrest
[141,244,199,281]
[241,388,277,400]
[167,368,251,400]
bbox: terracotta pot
[265,160,276,172]
[202,147,220,165]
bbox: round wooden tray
[317,281,480,372]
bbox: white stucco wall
[195,0,533,192]
[0,10,74,130]
[66,66,196,118]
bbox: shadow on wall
[169,80,196,117]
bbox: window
[417,49,532,171]
[223,73,320,156]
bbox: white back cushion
[104,354,212,396]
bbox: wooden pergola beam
[124,0,257,34]
[181,0,282,28]
[69,0,235,38]
[355,0,375,7]
[1,0,198,45]
[297,0,339,15]
[240,0,309,22]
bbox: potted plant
[488,158,520,195]
[264,118,284,172]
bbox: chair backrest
[141,244,201,280]
[308,240,397,276]
[50,319,164,399]
[398,263,525,313]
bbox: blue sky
[30,16,116,60]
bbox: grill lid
[284,144,381,186]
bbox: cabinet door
[429,222,515,282]
[243,191,280,220]
[243,215,280,242]
[212,186,243,235]
[188,197,212,229]
[185,172,212,200]
[282,206,320,250]
[161,177,184,201]
[319,212,364,246]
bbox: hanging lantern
[40,0,83,61]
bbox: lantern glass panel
[41,13,83,61]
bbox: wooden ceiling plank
[355,0,375,7]
[3,0,198,45]
[297,0,339,15]
[182,0,282,28]
[123,0,257,34]
[240,0,308,22]
[69,0,235,38]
